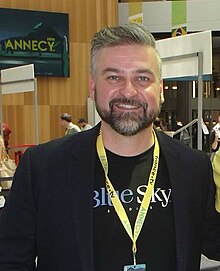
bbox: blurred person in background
[210,115,220,153]
[60,113,81,136]
[77,118,93,131]
[153,117,163,132]
[2,122,11,151]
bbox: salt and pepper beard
[95,96,162,136]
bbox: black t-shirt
[93,146,176,271]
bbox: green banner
[172,1,187,36]
[0,8,69,77]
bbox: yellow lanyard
[96,129,160,265]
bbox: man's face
[89,44,163,136]
[60,119,66,128]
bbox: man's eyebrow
[102,67,120,75]
[101,67,155,76]
[135,68,154,74]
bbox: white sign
[1,64,35,94]
[156,31,212,79]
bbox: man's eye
[137,76,149,82]
[107,75,119,80]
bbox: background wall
[0,0,118,146]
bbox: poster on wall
[0,8,69,77]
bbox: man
[0,24,220,271]
[60,112,81,135]
[210,115,220,152]
[77,118,93,131]
[153,117,163,131]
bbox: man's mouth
[110,98,145,111]
[114,103,140,110]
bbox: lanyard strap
[96,129,160,264]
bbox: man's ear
[89,75,95,100]
[160,91,165,104]
[160,79,165,104]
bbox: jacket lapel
[67,126,100,271]
[157,132,189,270]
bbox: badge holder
[124,264,147,271]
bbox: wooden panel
[38,105,50,143]
[2,93,24,105]
[3,105,25,146]
[69,43,91,105]
[23,106,36,144]
[36,77,51,105]
[0,0,118,145]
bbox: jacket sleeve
[0,148,37,270]
[202,151,220,261]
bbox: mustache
[109,98,147,110]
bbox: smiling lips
[115,103,141,110]
[111,98,144,111]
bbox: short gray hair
[90,23,162,76]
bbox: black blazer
[0,124,220,271]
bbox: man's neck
[100,122,154,157]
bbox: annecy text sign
[0,8,69,77]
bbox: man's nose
[119,80,137,98]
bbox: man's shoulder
[31,125,99,155]
[157,129,208,159]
